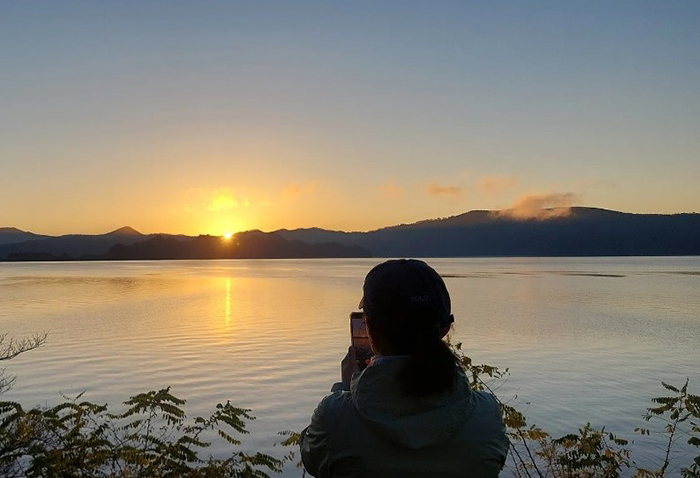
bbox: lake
[1,257,699,476]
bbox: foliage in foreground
[0,333,47,395]
[0,388,288,478]
[1,332,698,477]
[454,342,700,478]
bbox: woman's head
[359,259,459,396]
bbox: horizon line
[3,206,700,238]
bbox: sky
[1,1,699,236]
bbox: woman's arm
[300,397,333,478]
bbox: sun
[223,232,233,240]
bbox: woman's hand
[341,346,360,388]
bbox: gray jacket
[300,357,509,478]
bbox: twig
[478,376,544,478]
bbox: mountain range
[0,227,51,246]
[1,207,699,261]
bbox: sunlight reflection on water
[1,257,699,476]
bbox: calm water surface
[1,257,699,475]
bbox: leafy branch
[0,387,289,478]
[0,332,47,395]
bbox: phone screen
[350,312,372,370]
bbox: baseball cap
[359,259,454,330]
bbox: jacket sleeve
[300,397,332,478]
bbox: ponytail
[369,308,459,397]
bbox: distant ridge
[0,227,28,234]
[102,230,370,260]
[106,226,143,236]
[275,207,700,257]
[0,227,51,246]
[2,207,700,260]
[0,226,149,258]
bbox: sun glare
[223,232,233,240]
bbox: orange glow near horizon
[204,215,250,238]
[2,3,699,238]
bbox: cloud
[426,182,464,198]
[496,192,580,220]
[281,181,318,201]
[478,175,519,193]
[208,189,239,212]
[379,181,403,199]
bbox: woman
[300,259,509,478]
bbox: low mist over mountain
[2,207,699,261]
[275,207,700,257]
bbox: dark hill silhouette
[0,227,51,246]
[106,226,143,236]
[103,231,371,260]
[273,227,360,245]
[275,207,700,257]
[0,227,150,259]
[2,207,700,260]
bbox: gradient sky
[1,1,699,236]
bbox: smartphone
[350,311,373,370]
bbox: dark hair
[366,305,459,397]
